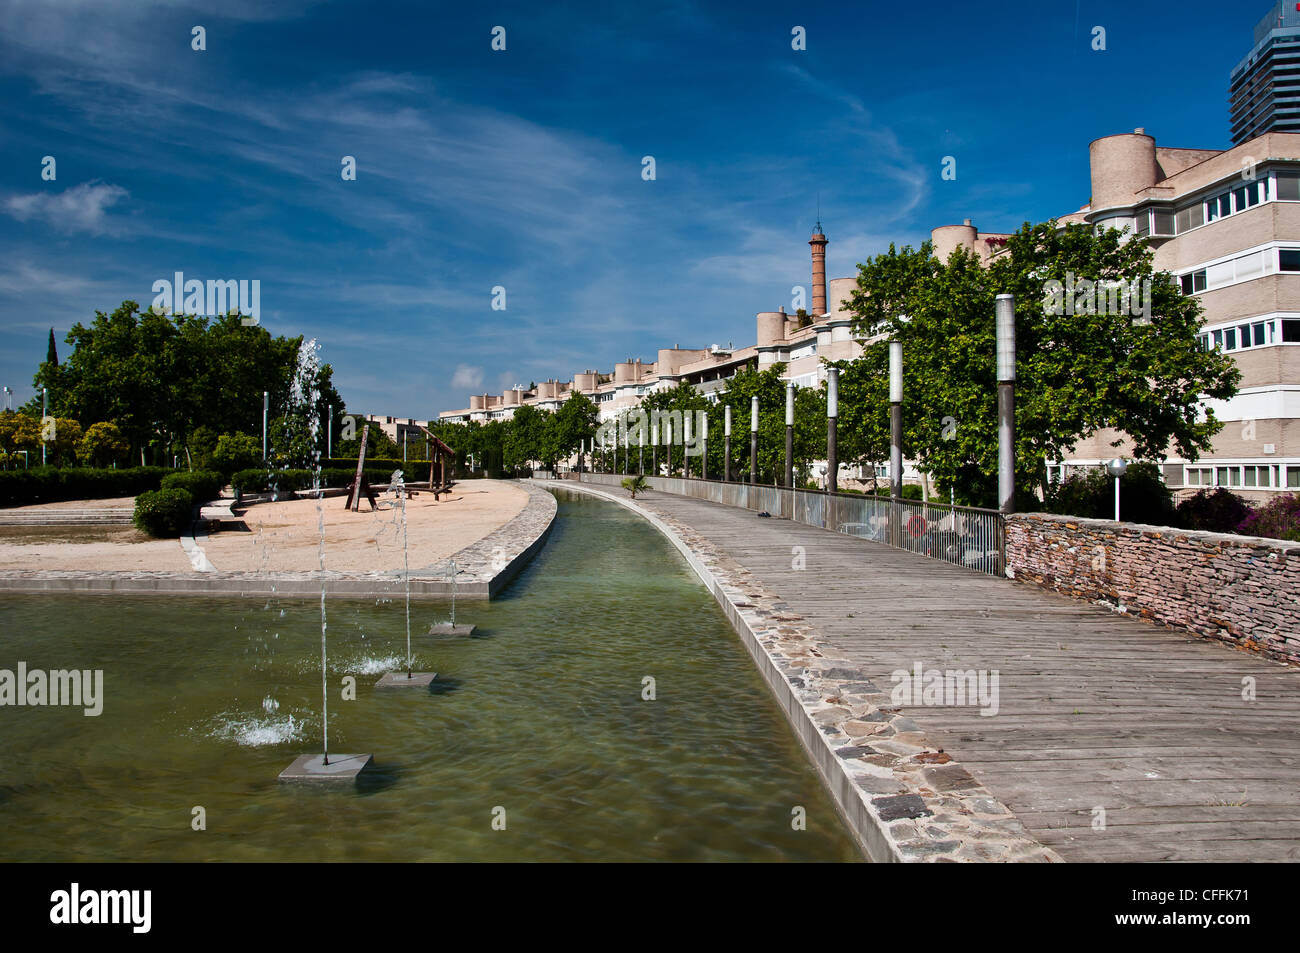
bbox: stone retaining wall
[1006,513,1300,666]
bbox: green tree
[839,225,1240,507]
[212,432,261,475]
[552,393,599,462]
[42,302,346,467]
[78,421,130,468]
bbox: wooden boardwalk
[641,491,1300,862]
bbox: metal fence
[574,472,1005,577]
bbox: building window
[1175,202,1205,233]
[1284,319,1300,342]
[1281,249,1300,272]
[1276,171,1300,201]
[1152,210,1175,235]
[1180,270,1207,294]
[1289,467,1300,488]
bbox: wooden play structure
[417,425,457,500]
[343,422,458,512]
[344,423,380,511]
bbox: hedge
[133,488,194,537]
[161,470,225,502]
[231,466,406,494]
[0,466,170,508]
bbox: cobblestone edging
[0,482,557,601]
[541,481,1059,864]
[1007,512,1300,667]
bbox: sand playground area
[0,480,530,575]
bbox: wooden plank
[633,490,1300,863]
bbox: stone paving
[544,481,1059,864]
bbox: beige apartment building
[939,128,1300,500]
[436,132,1300,500]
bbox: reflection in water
[0,490,861,862]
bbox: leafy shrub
[212,432,262,477]
[0,466,169,508]
[1175,488,1254,533]
[1043,462,1174,525]
[133,488,194,537]
[231,466,396,494]
[1237,493,1300,542]
[161,470,224,502]
[621,474,649,499]
[869,484,924,500]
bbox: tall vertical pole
[652,422,658,477]
[749,396,759,485]
[888,343,904,549]
[683,413,693,480]
[889,342,903,502]
[784,382,795,488]
[41,387,47,466]
[327,404,333,459]
[996,294,1017,515]
[826,368,838,493]
[623,425,629,475]
[723,405,732,483]
[666,418,674,477]
[700,411,708,481]
[262,391,269,462]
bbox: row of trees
[10,301,346,470]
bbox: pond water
[0,489,860,861]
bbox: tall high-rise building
[1230,3,1300,144]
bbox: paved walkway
[631,488,1300,862]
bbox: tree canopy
[32,300,345,467]
[835,223,1240,506]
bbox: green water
[0,489,860,861]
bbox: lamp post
[826,368,838,494]
[785,382,795,489]
[683,412,692,479]
[996,294,1016,515]
[327,404,333,458]
[41,387,47,466]
[749,396,758,486]
[652,422,658,477]
[1107,457,1128,522]
[889,343,903,502]
[262,391,269,462]
[723,405,732,482]
[700,411,708,481]
[3,386,11,412]
[666,417,674,477]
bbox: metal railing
[574,472,1005,577]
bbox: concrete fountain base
[427,622,476,637]
[374,671,438,689]
[278,753,374,784]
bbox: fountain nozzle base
[279,753,373,784]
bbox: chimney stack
[809,224,828,316]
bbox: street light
[1106,458,1128,521]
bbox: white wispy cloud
[450,364,484,391]
[5,182,128,235]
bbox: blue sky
[0,0,1271,418]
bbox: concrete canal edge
[540,480,1061,864]
[0,483,557,600]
